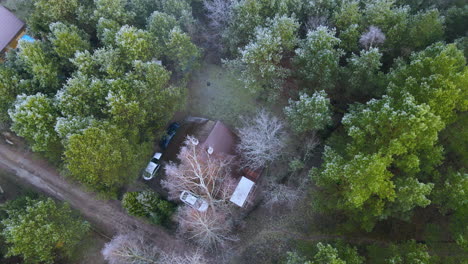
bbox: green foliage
[227,15,299,99]
[450,205,468,251]
[224,0,303,53]
[407,9,444,51]
[1,198,89,264]
[8,93,60,153]
[388,42,468,124]
[385,240,433,264]
[343,95,444,175]
[160,0,194,29]
[363,1,445,58]
[294,26,343,91]
[363,0,410,56]
[445,5,468,41]
[345,48,385,99]
[93,0,134,25]
[28,0,79,35]
[96,18,121,47]
[439,113,468,169]
[332,0,362,52]
[313,94,442,230]
[147,11,178,49]
[122,190,175,225]
[115,25,155,61]
[284,91,333,133]
[367,240,433,264]
[289,158,305,172]
[433,171,467,213]
[49,22,90,60]
[128,0,159,26]
[0,67,21,123]
[55,73,108,118]
[165,27,201,75]
[286,242,363,264]
[17,41,61,92]
[63,123,140,196]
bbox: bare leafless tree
[306,16,328,31]
[101,234,159,264]
[359,26,386,49]
[202,0,234,52]
[162,136,239,249]
[102,233,206,264]
[176,206,238,249]
[162,136,236,208]
[262,180,304,211]
[237,110,286,169]
[204,0,234,31]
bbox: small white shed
[230,176,255,207]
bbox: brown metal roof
[201,121,238,156]
[0,6,25,52]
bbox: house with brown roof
[195,120,260,207]
[0,5,26,54]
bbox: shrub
[122,190,175,225]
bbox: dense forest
[0,0,466,263]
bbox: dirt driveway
[0,141,191,256]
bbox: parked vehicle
[159,122,180,149]
[142,152,162,180]
[180,190,209,212]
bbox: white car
[142,152,162,180]
[180,191,209,212]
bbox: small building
[230,176,255,207]
[200,121,238,158]
[0,6,26,54]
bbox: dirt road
[0,141,190,255]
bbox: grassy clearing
[187,63,257,127]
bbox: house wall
[1,26,26,55]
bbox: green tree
[228,15,299,99]
[160,0,194,31]
[147,11,178,50]
[313,94,443,230]
[332,0,362,52]
[8,93,60,153]
[385,240,433,264]
[345,48,384,99]
[344,94,444,175]
[284,90,333,133]
[96,17,121,47]
[450,205,468,250]
[224,0,303,53]
[63,123,140,196]
[28,0,79,35]
[407,9,444,51]
[49,22,90,60]
[1,198,89,264]
[17,41,61,92]
[93,0,134,25]
[0,67,21,122]
[55,73,108,118]
[294,26,343,90]
[387,42,468,124]
[164,27,201,75]
[122,190,175,225]
[129,0,159,26]
[363,0,410,57]
[115,25,155,61]
[119,60,184,136]
[286,242,364,264]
